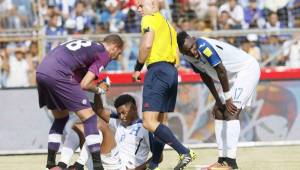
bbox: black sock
[218,157,226,164]
[73,162,84,170]
[91,152,104,170]
[57,162,67,169]
[46,149,57,169]
[225,157,238,169]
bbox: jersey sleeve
[196,39,221,67]
[88,52,106,76]
[141,15,157,34]
[109,112,120,131]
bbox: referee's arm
[132,28,155,81]
[138,28,155,63]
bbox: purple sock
[83,114,101,153]
[154,124,189,155]
[48,115,69,151]
[47,115,69,168]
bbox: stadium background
[1,0,300,169]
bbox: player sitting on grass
[56,94,158,170]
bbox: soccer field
[0,145,299,170]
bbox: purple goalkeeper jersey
[37,40,111,82]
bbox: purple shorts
[36,72,91,112]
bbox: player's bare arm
[80,71,109,94]
[199,71,222,106]
[80,71,99,93]
[132,29,155,82]
[93,94,111,123]
[214,63,238,114]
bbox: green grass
[1,145,300,170]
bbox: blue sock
[149,137,165,169]
[149,137,165,168]
[154,124,189,155]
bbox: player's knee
[142,120,153,132]
[143,119,159,132]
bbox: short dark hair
[177,31,189,53]
[103,34,124,49]
[114,94,136,108]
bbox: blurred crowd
[1,0,300,88]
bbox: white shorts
[102,147,126,170]
[219,60,260,109]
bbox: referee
[132,0,196,169]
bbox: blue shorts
[142,62,178,112]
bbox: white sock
[226,120,240,159]
[77,129,103,170]
[77,142,90,166]
[215,120,227,157]
[60,129,80,164]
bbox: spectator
[171,0,197,24]
[263,0,289,27]
[6,5,23,29]
[44,13,66,52]
[100,0,125,33]
[283,34,300,67]
[54,0,76,20]
[218,10,233,30]
[11,0,34,28]
[124,8,140,33]
[264,12,285,29]
[178,17,193,31]
[189,0,210,19]
[208,0,219,30]
[69,1,93,34]
[26,41,39,86]
[64,18,76,34]
[243,0,264,28]
[260,35,283,66]
[0,0,13,29]
[6,49,32,87]
[219,0,244,29]
[194,19,213,32]
[289,0,300,27]
[240,34,262,61]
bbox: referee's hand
[132,71,141,82]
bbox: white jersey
[183,37,257,85]
[184,37,260,108]
[109,117,152,169]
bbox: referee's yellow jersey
[141,12,178,66]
